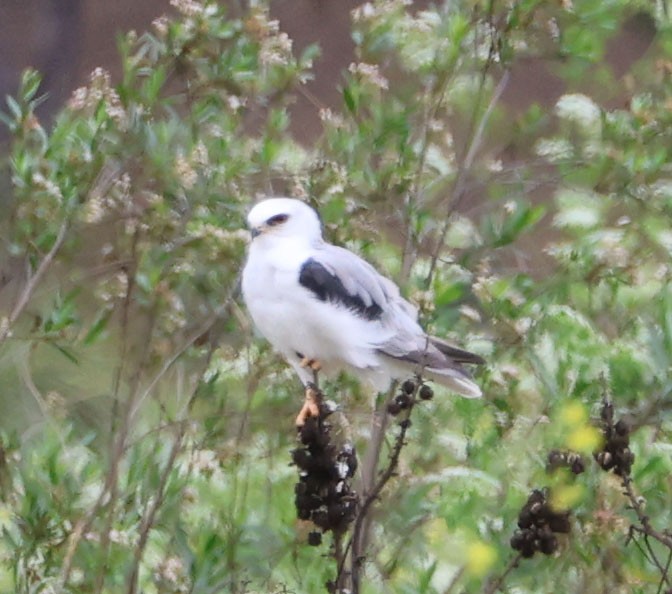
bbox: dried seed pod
[401,379,416,394]
[547,449,566,469]
[539,532,558,555]
[510,530,526,550]
[308,531,322,546]
[548,513,571,534]
[395,393,411,409]
[517,509,533,530]
[419,385,434,400]
[601,400,614,423]
[291,448,312,469]
[595,451,613,470]
[521,541,536,558]
[570,457,585,475]
[614,419,630,436]
[292,403,358,538]
[311,509,330,530]
[387,401,402,416]
[297,507,311,520]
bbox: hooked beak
[250,224,269,239]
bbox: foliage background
[1,0,672,592]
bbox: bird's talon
[295,385,321,427]
[299,356,322,372]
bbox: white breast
[242,243,386,374]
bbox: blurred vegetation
[1,0,672,592]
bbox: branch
[358,384,395,500]
[425,69,510,288]
[482,553,523,594]
[126,430,184,594]
[0,218,69,345]
[623,476,672,590]
[622,477,672,551]
[348,383,419,593]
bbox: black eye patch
[267,213,289,226]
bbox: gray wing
[298,244,418,324]
[299,243,484,388]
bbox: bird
[241,197,485,425]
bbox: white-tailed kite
[241,198,484,424]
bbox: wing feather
[299,243,483,396]
[298,245,400,322]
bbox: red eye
[267,214,289,226]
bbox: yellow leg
[295,384,321,427]
[299,356,322,372]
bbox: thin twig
[400,65,456,282]
[425,69,510,288]
[126,430,184,594]
[358,384,396,498]
[126,345,215,593]
[0,219,69,345]
[349,385,419,593]
[482,553,523,594]
[94,228,142,594]
[333,531,348,592]
[659,549,672,594]
[443,565,465,594]
[623,476,672,588]
[623,476,672,550]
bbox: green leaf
[83,309,112,345]
[20,68,42,103]
[49,343,79,365]
[494,203,546,247]
[5,95,22,121]
[342,85,357,115]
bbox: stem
[425,69,510,289]
[126,431,184,594]
[622,476,672,550]
[482,553,522,594]
[622,476,672,588]
[0,219,69,345]
[333,531,348,592]
[349,391,417,593]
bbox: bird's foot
[295,384,321,427]
[299,356,322,372]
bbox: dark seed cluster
[547,449,586,475]
[510,489,570,558]
[292,399,358,544]
[386,379,433,417]
[594,400,634,477]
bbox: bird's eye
[267,214,289,226]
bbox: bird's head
[246,198,322,244]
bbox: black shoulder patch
[298,258,383,321]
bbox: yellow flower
[566,425,603,454]
[550,483,585,511]
[560,401,588,425]
[466,540,498,577]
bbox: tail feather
[429,336,486,365]
[424,366,482,398]
[378,336,485,398]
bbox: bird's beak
[250,223,271,239]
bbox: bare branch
[425,69,510,288]
[482,553,522,594]
[348,381,421,593]
[0,219,69,345]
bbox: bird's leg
[299,356,322,372]
[295,382,321,427]
[294,354,322,426]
